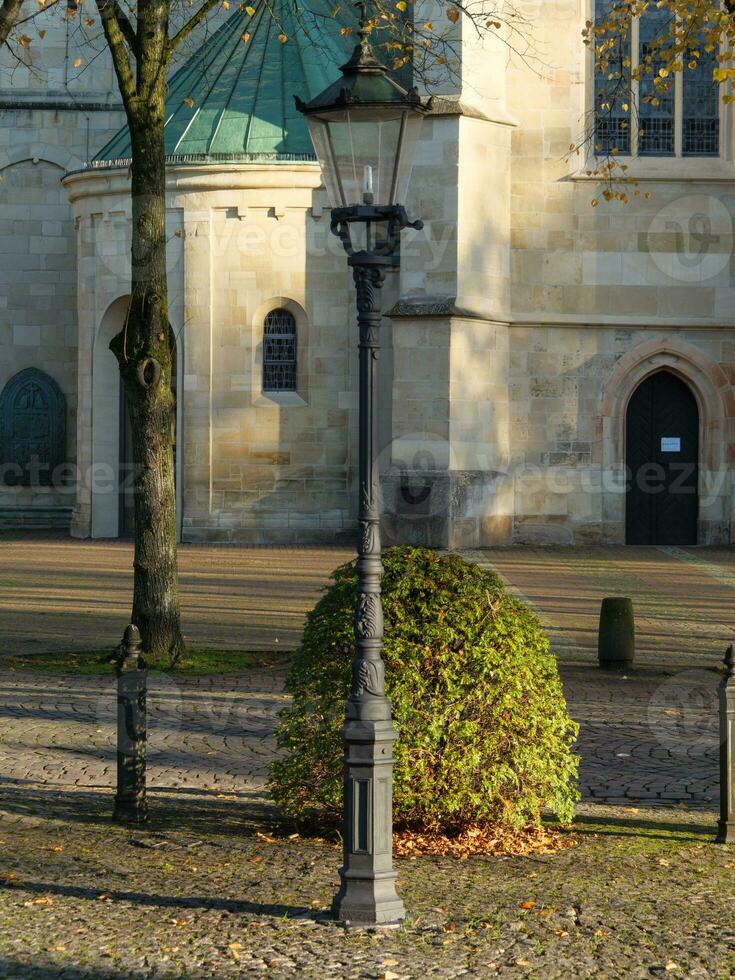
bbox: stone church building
[1,0,734,548]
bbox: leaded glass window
[594,0,631,154]
[263,309,297,392]
[683,46,719,156]
[593,2,720,160]
[638,7,674,156]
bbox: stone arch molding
[599,338,732,473]
[0,145,85,175]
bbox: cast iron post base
[113,624,148,825]
[717,645,735,844]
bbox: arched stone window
[262,309,297,392]
[0,368,65,486]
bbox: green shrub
[268,547,579,832]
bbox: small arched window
[263,308,297,392]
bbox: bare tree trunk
[111,87,185,665]
[0,0,23,47]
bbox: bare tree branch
[95,0,136,105]
[166,0,219,57]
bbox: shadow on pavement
[4,877,312,919]
[573,810,717,842]
[0,782,282,836]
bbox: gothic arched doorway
[625,370,699,545]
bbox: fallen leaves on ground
[392,823,577,858]
[255,831,278,844]
[23,895,52,907]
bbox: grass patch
[0,647,292,676]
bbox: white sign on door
[661,437,681,453]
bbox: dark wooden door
[625,371,699,545]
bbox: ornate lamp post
[296,12,428,927]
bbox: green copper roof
[93,2,358,164]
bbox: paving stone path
[2,541,735,977]
[0,663,722,814]
[466,545,735,669]
[2,800,733,979]
[0,534,351,656]
[2,541,734,814]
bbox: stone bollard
[717,645,735,844]
[113,624,148,824]
[598,597,635,670]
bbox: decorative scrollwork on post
[355,659,383,697]
[359,520,377,555]
[355,592,383,639]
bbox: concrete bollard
[113,624,148,824]
[598,597,635,670]
[717,645,735,844]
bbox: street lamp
[296,9,428,928]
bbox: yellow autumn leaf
[222,0,229,7]
[183,97,195,107]
[423,21,433,30]
[447,6,459,22]
[18,35,31,46]
[38,29,46,38]
[245,5,255,13]
[278,32,287,43]
[395,0,407,10]
[340,26,352,36]
[240,31,250,42]
[84,17,93,25]
[73,57,82,67]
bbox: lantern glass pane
[307,105,424,207]
[328,109,400,207]
[305,116,344,207]
[390,110,423,205]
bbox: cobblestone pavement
[0,533,350,656]
[0,663,722,811]
[2,544,735,975]
[2,799,734,979]
[0,543,730,811]
[0,666,288,798]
